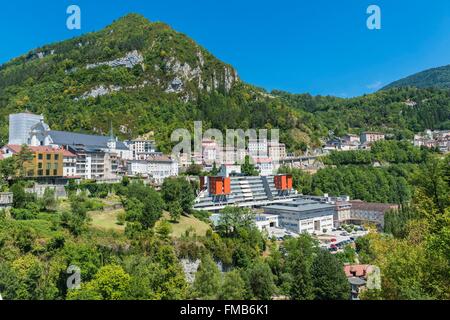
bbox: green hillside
[383,64,450,89]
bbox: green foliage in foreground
[359,155,450,300]
[0,156,447,301]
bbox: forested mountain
[0,13,449,153]
[272,87,450,139]
[383,64,450,89]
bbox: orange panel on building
[287,175,293,189]
[209,176,231,195]
[223,177,231,194]
[275,174,292,190]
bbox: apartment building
[254,157,275,176]
[248,138,268,158]
[1,145,64,179]
[125,139,157,159]
[268,141,287,161]
[343,134,361,144]
[414,130,450,153]
[360,132,385,144]
[127,155,179,184]
[68,146,119,180]
[348,200,399,228]
[62,149,77,178]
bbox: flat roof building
[262,199,335,234]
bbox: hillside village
[1,110,448,299]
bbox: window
[54,163,58,169]
[47,163,51,170]
[38,170,43,176]
[46,154,51,160]
[54,154,59,160]
[38,154,43,160]
[53,169,58,176]
[38,163,43,169]
[46,170,50,176]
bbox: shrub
[10,208,38,220]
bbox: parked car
[340,232,349,236]
[331,238,337,242]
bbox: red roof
[344,264,374,278]
[61,149,76,157]
[4,144,76,157]
[350,200,399,213]
[253,157,273,163]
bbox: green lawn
[87,202,211,237]
[88,209,125,232]
[157,212,211,238]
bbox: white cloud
[366,81,383,90]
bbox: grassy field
[88,209,125,232]
[84,195,211,237]
[157,212,211,238]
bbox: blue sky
[1,0,449,97]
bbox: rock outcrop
[86,50,144,70]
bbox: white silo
[8,112,44,145]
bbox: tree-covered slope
[273,87,450,139]
[383,64,450,89]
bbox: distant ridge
[383,64,450,90]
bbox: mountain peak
[109,13,152,28]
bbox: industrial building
[254,214,279,232]
[262,199,335,234]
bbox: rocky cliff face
[0,14,240,104]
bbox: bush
[86,199,104,211]
[10,206,39,220]
[192,210,211,223]
[116,211,126,225]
